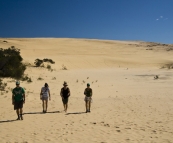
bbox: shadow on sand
[0,119,18,123]
[24,111,61,115]
[0,111,61,123]
[66,112,86,115]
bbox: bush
[62,64,67,70]
[27,77,32,82]
[0,46,26,78]
[37,77,43,80]
[34,59,43,67]
[43,58,55,64]
[47,64,51,70]
[34,58,55,67]
[0,78,7,91]
[21,75,32,82]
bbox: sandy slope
[0,38,173,143]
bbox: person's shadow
[66,112,86,115]
[0,119,18,123]
[24,111,61,114]
[0,111,61,123]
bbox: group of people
[12,81,93,120]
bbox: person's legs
[88,101,91,112]
[19,108,23,120]
[63,104,65,111]
[62,98,65,111]
[45,99,48,112]
[64,104,66,112]
[42,100,44,112]
[16,109,20,120]
[63,98,68,112]
[65,103,68,112]
[85,101,88,112]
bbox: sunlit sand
[0,38,173,143]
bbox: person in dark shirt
[12,81,25,120]
[60,81,70,112]
[84,83,92,113]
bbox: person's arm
[12,94,15,105]
[22,88,25,103]
[68,88,70,97]
[91,88,92,97]
[48,90,51,100]
[40,89,42,100]
[84,89,86,95]
[23,93,25,103]
[60,89,64,99]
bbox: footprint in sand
[125,127,131,130]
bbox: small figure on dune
[84,83,92,113]
[60,81,70,112]
[12,81,25,120]
[40,83,51,113]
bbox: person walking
[12,81,25,120]
[60,81,70,112]
[84,83,92,113]
[40,83,51,113]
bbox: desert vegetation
[161,63,173,69]
[0,78,7,91]
[21,75,32,82]
[34,58,55,67]
[62,64,67,70]
[0,46,26,78]
[37,77,44,80]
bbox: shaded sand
[0,38,173,143]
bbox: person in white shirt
[40,83,51,113]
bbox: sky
[0,0,173,44]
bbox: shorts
[62,98,68,104]
[14,100,23,110]
[84,96,92,102]
[41,96,48,100]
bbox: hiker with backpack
[60,81,70,112]
[40,83,51,113]
[84,83,92,113]
[12,81,25,120]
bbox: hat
[63,81,68,86]
[45,83,48,87]
[87,83,90,86]
[16,81,20,85]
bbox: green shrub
[0,46,26,78]
[37,77,43,80]
[47,64,51,70]
[43,58,55,64]
[27,77,32,82]
[21,75,32,82]
[0,79,7,91]
[62,64,67,70]
[34,58,55,67]
[34,59,43,67]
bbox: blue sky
[0,0,173,44]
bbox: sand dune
[0,38,173,143]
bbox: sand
[0,38,173,143]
